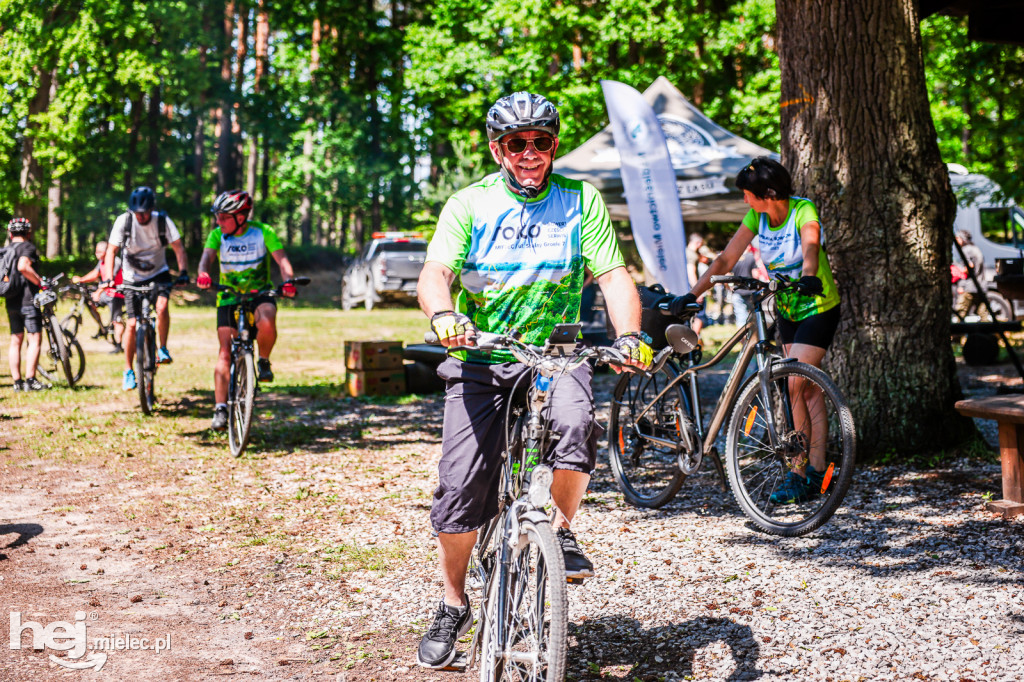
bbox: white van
[949,163,1024,319]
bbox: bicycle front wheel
[725,362,856,537]
[480,516,567,682]
[607,360,690,508]
[136,325,156,414]
[228,352,256,457]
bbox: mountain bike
[59,282,117,345]
[608,275,856,537]
[427,324,628,681]
[34,274,84,388]
[212,277,310,457]
[119,280,181,415]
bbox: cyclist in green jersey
[197,189,297,431]
[415,91,654,669]
[668,157,841,505]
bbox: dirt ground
[1,341,1019,681]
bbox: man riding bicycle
[196,189,297,432]
[73,241,125,352]
[103,186,189,390]
[415,91,653,669]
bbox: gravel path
[346,365,1024,681]
[3,360,1021,681]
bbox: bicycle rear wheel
[60,311,81,337]
[64,333,85,385]
[725,362,856,536]
[480,516,566,682]
[228,351,256,457]
[49,316,76,387]
[607,360,690,508]
[136,325,156,414]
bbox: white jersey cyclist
[109,212,182,283]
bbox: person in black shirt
[4,218,48,390]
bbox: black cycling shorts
[109,296,124,324]
[216,296,276,329]
[429,358,601,535]
[124,271,174,320]
[776,305,841,350]
[7,305,42,335]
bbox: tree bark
[46,178,61,258]
[246,1,268,197]
[298,18,321,246]
[147,84,161,178]
[217,1,237,192]
[15,67,54,228]
[776,0,973,458]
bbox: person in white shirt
[103,186,189,391]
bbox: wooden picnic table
[955,395,1024,518]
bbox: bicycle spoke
[608,361,690,508]
[727,362,856,537]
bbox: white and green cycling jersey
[742,197,840,322]
[204,221,284,306]
[427,172,624,363]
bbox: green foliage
[0,1,1018,263]
[922,15,1024,201]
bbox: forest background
[1,0,1021,260]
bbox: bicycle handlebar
[423,330,631,371]
[207,276,311,300]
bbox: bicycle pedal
[566,576,586,585]
[441,651,468,671]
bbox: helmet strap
[496,147,548,200]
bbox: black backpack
[120,211,169,253]
[0,245,24,298]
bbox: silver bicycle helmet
[485,92,560,142]
[7,217,32,235]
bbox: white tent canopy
[554,76,777,223]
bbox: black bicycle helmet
[211,189,253,217]
[7,217,32,235]
[128,186,156,212]
[485,92,560,142]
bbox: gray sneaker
[24,377,50,391]
[211,406,228,432]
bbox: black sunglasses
[501,136,555,154]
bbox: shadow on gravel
[165,386,446,456]
[568,615,762,681]
[717,468,1024,585]
[0,523,44,561]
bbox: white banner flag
[601,80,689,295]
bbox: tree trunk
[147,84,161,179]
[298,18,321,246]
[247,1,268,197]
[46,179,61,258]
[776,0,973,459]
[15,67,54,229]
[217,1,237,192]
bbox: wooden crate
[344,340,404,370]
[346,369,406,397]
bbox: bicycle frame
[630,285,790,461]
[454,332,624,677]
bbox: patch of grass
[320,542,407,572]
